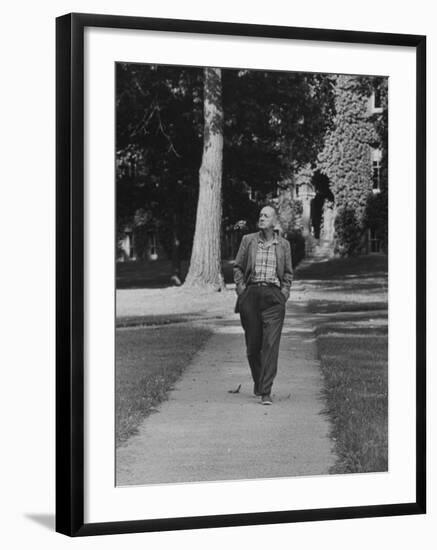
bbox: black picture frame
[56,12,426,537]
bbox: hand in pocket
[237,284,247,297]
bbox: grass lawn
[315,315,388,473]
[116,314,195,328]
[117,258,236,289]
[297,255,388,474]
[116,323,212,447]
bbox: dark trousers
[239,285,286,396]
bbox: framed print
[56,12,426,536]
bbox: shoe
[261,394,273,405]
[253,383,261,397]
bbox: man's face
[258,207,277,230]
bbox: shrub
[334,207,361,256]
[285,229,306,268]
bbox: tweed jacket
[233,231,293,313]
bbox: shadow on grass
[116,313,229,329]
[117,314,195,328]
[307,300,388,314]
[302,280,387,293]
[117,259,236,289]
[296,255,388,281]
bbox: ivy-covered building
[278,74,388,258]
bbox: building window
[128,231,135,259]
[371,148,382,193]
[246,184,258,202]
[372,159,381,193]
[370,87,383,114]
[374,87,382,109]
[369,228,382,253]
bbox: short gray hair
[260,204,279,220]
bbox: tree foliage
[116,63,204,260]
[116,64,336,265]
[222,70,334,225]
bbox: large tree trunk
[184,68,225,290]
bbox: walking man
[233,206,293,405]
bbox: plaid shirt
[250,233,280,287]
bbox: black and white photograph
[114,63,389,486]
[1,0,434,546]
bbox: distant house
[117,224,168,263]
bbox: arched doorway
[310,171,335,255]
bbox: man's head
[258,205,279,231]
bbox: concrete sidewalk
[116,296,336,486]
